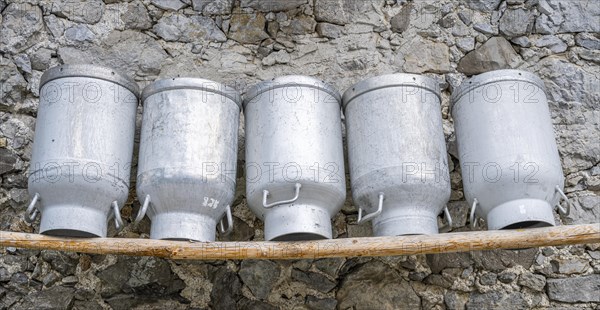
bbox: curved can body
[343,74,451,236]
[29,64,139,237]
[137,78,241,241]
[244,76,346,241]
[451,70,564,230]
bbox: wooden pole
[1,224,598,260]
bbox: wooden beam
[1,224,598,260]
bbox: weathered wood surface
[1,224,598,260]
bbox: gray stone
[314,0,385,27]
[46,0,105,24]
[518,272,546,291]
[456,37,475,52]
[580,49,600,64]
[292,268,336,293]
[575,33,600,50]
[13,286,74,310]
[0,3,44,54]
[192,0,234,15]
[466,291,526,310]
[0,267,10,282]
[390,3,413,33]
[121,1,153,30]
[457,37,519,75]
[535,0,600,34]
[281,15,316,35]
[511,36,531,47]
[306,295,337,310]
[43,15,66,39]
[551,257,589,274]
[337,261,420,309]
[151,0,186,11]
[210,268,242,310]
[228,12,269,44]
[467,0,502,12]
[13,54,32,75]
[41,251,78,276]
[404,39,451,74]
[427,252,473,274]
[479,272,497,286]
[536,35,567,53]
[313,258,344,278]
[241,0,307,12]
[547,275,600,302]
[472,248,537,272]
[238,260,280,300]
[65,25,96,43]
[237,299,277,310]
[499,8,534,37]
[58,30,168,77]
[473,23,496,35]
[153,13,226,43]
[497,271,517,283]
[316,23,344,39]
[30,48,53,71]
[458,11,472,25]
[262,50,291,66]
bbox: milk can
[244,76,346,241]
[343,74,452,236]
[451,69,572,230]
[27,64,139,237]
[135,78,241,241]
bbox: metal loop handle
[218,205,234,236]
[439,206,453,233]
[25,193,40,223]
[469,198,480,229]
[263,183,302,208]
[357,192,384,224]
[134,195,151,225]
[111,201,124,232]
[554,185,572,217]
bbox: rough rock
[316,23,344,39]
[575,33,600,50]
[306,295,337,310]
[427,252,473,274]
[456,37,475,52]
[499,8,534,37]
[536,35,568,53]
[0,3,44,54]
[546,275,600,302]
[210,268,242,310]
[30,48,53,71]
[518,272,546,291]
[457,37,519,75]
[314,0,385,27]
[238,260,280,300]
[473,23,496,35]
[151,0,186,11]
[403,38,451,74]
[281,15,317,35]
[153,13,226,42]
[45,0,105,24]
[472,249,537,272]
[192,0,234,15]
[65,25,96,43]
[390,3,413,33]
[241,0,307,12]
[535,0,600,34]
[291,268,336,293]
[0,148,18,175]
[467,0,502,12]
[228,12,269,44]
[121,1,153,30]
[551,257,589,274]
[466,291,526,309]
[336,261,421,309]
[13,286,74,310]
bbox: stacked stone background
[0,0,599,308]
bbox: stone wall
[0,0,599,309]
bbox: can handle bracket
[263,183,302,208]
[469,198,481,229]
[110,201,124,232]
[218,205,234,236]
[554,185,572,217]
[25,193,41,224]
[134,195,151,225]
[439,206,453,233]
[358,192,384,224]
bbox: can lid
[40,64,140,98]
[342,74,441,111]
[450,69,547,112]
[141,77,242,110]
[242,75,341,110]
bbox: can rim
[242,75,341,110]
[341,74,441,111]
[141,77,242,110]
[39,64,140,98]
[450,69,547,112]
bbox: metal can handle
[111,200,124,232]
[134,194,151,225]
[554,185,572,216]
[438,206,453,233]
[25,193,41,223]
[262,183,302,208]
[218,205,234,236]
[357,192,384,224]
[469,198,480,229]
